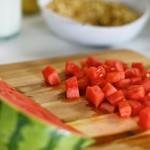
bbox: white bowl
[38,0,150,46]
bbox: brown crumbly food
[47,0,140,26]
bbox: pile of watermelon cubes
[42,56,150,130]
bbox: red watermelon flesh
[0,79,83,135]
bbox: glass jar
[0,0,21,40]
[23,0,39,15]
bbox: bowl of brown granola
[38,0,150,46]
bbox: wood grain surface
[0,50,150,150]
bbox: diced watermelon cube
[86,86,104,107]
[82,66,89,75]
[86,56,102,67]
[121,89,127,98]
[139,107,150,129]
[106,71,125,83]
[125,68,141,78]
[102,64,111,73]
[113,61,124,72]
[142,93,150,106]
[87,67,98,81]
[115,79,131,89]
[127,85,145,100]
[132,62,144,73]
[142,69,150,79]
[105,60,116,66]
[42,65,61,86]
[96,66,106,78]
[65,61,79,76]
[87,66,106,86]
[78,77,89,90]
[65,76,80,99]
[130,77,142,85]
[142,78,150,93]
[90,78,107,88]
[118,101,131,118]
[107,90,125,106]
[105,60,125,71]
[102,83,117,98]
[73,71,84,80]
[128,100,144,116]
[87,66,105,80]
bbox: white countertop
[0,15,150,65]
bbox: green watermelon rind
[0,95,95,150]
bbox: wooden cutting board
[0,50,150,150]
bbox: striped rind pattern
[0,100,94,150]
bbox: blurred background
[0,0,150,64]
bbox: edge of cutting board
[0,49,149,68]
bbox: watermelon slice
[0,79,95,150]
